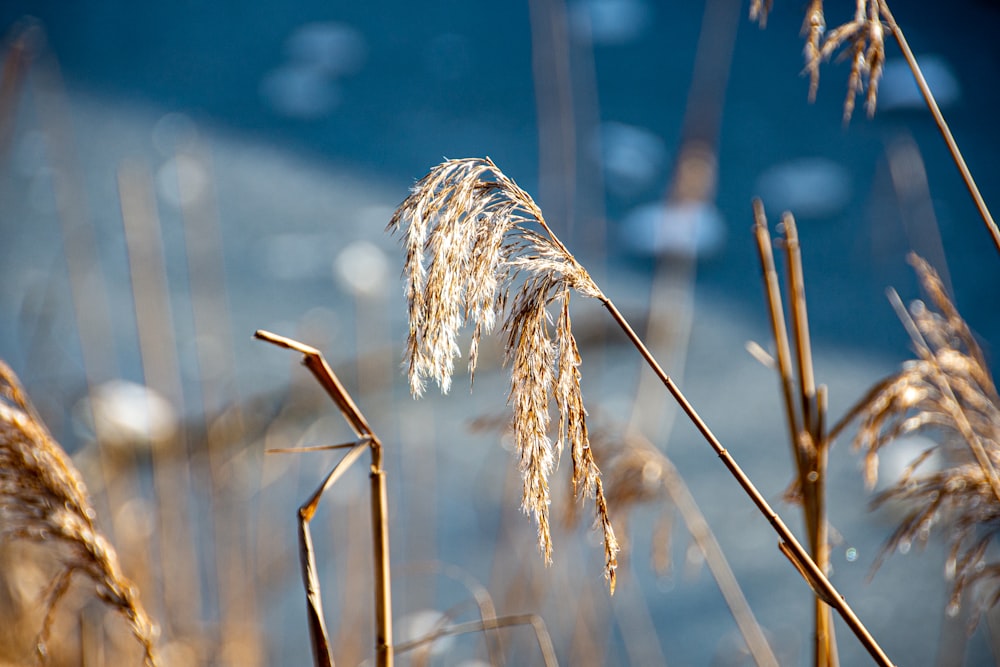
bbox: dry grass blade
[833,254,1000,625]
[0,361,157,665]
[394,613,558,667]
[387,157,618,591]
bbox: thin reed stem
[880,3,1000,255]
[753,201,837,666]
[597,297,894,666]
[119,161,203,638]
[175,136,261,662]
[628,433,780,667]
[397,561,507,664]
[782,214,817,438]
[300,440,369,667]
[753,202,801,451]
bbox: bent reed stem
[255,330,394,667]
[597,298,895,667]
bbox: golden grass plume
[754,0,887,121]
[387,157,618,590]
[0,361,157,665]
[834,254,1000,623]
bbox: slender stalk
[813,384,836,667]
[774,210,837,667]
[398,561,506,664]
[880,2,1000,255]
[782,214,816,437]
[176,136,261,663]
[119,161,203,638]
[370,441,393,667]
[597,298,895,667]
[752,203,803,460]
[255,330,394,667]
[528,0,576,239]
[298,440,370,667]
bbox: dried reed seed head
[749,0,773,27]
[801,0,827,101]
[871,462,1000,620]
[795,0,887,121]
[850,256,1000,619]
[388,158,617,589]
[853,256,999,485]
[0,362,158,665]
[590,428,683,585]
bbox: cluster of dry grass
[0,362,157,665]
[833,255,1000,624]
[752,0,887,120]
[1,2,999,666]
[388,157,618,591]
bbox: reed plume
[0,361,157,665]
[387,157,618,590]
[832,254,1000,624]
[753,0,886,122]
[755,1,1000,251]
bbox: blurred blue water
[4,1,997,351]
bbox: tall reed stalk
[753,201,836,666]
[388,156,895,665]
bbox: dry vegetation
[832,255,1000,625]
[387,157,618,591]
[0,362,157,665]
[1,1,999,666]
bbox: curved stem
[598,299,895,667]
